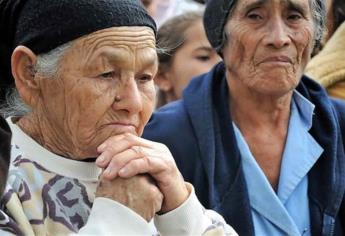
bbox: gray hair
[219,0,326,54]
[0,42,72,118]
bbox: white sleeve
[74,197,157,235]
[154,183,238,236]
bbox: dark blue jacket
[143,62,345,236]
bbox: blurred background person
[141,0,204,27]
[155,10,221,108]
[305,0,345,99]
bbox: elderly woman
[0,0,238,235]
[143,0,345,235]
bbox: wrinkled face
[167,20,221,98]
[38,27,157,157]
[223,0,315,96]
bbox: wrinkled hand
[96,133,189,213]
[96,174,163,222]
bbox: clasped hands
[95,133,189,221]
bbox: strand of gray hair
[0,42,72,118]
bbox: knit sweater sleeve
[75,197,156,235]
[77,183,238,236]
[154,183,238,236]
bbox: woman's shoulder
[144,100,191,140]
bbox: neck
[228,78,292,132]
[16,112,78,160]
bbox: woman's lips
[260,56,293,65]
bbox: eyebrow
[195,46,214,52]
[285,0,308,15]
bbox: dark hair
[333,0,345,30]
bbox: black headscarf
[0,0,156,103]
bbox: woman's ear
[154,65,173,92]
[11,46,40,107]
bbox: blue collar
[233,90,323,235]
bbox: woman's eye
[99,71,114,79]
[247,13,262,20]
[137,75,152,83]
[196,56,210,62]
[287,13,302,21]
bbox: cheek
[137,85,156,135]
[168,58,192,96]
[294,28,314,63]
[70,79,115,117]
[67,79,117,141]
[289,27,315,78]
[224,25,257,70]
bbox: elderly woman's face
[38,27,157,157]
[223,0,315,96]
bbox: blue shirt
[233,91,324,236]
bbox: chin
[253,82,296,97]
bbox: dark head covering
[0,0,156,102]
[203,0,235,52]
[204,0,326,53]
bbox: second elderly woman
[143,0,345,235]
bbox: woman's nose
[112,78,143,114]
[264,18,291,49]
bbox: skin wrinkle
[18,26,157,159]
[82,27,155,59]
[80,28,155,74]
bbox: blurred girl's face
[157,19,221,100]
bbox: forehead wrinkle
[81,27,155,48]
[135,47,158,68]
[80,36,155,67]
